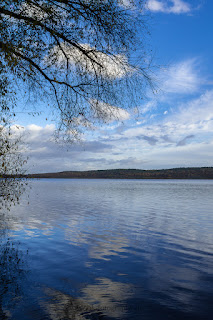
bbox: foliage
[0,65,27,211]
[0,0,153,140]
[0,225,28,318]
[0,109,28,210]
[28,167,213,179]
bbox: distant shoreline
[23,167,213,179]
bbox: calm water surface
[0,179,213,319]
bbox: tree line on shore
[24,167,213,179]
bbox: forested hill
[27,167,213,179]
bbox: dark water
[0,179,213,319]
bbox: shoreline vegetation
[7,167,213,179]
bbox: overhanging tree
[0,115,27,210]
[0,60,27,204]
[0,0,153,140]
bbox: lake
[0,179,213,319]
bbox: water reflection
[0,178,28,212]
[0,179,212,319]
[42,277,133,320]
[82,278,134,318]
[0,232,28,319]
[0,178,29,319]
[87,235,129,261]
[42,287,111,320]
[42,287,95,320]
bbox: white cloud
[141,59,202,116]
[47,43,132,80]
[19,2,48,20]
[90,100,130,123]
[98,88,213,167]
[169,90,213,128]
[118,0,135,9]
[160,59,201,95]
[142,141,213,168]
[17,96,213,172]
[13,60,213,173]
[124,90,213,143]
[147,0,191,14]
[147,0,166,12]
[140,101,158,114]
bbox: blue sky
[14,0,213,173]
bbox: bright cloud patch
[147,0,191,14]
[12,55,213,173]
[159,59,201,95]
[122,89,213,145]
[18,87,213,173]
[90,100,130,123]
[47,43,132,80]
[171,90,213,125]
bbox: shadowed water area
[0,179,213,319]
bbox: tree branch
[0,6,103,68]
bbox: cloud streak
[177,135,195,146]
[160,59,202,95]
[147,0,192,14]
[18,85,213,172]
[12,58,213,173]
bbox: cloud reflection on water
[42,278,134,320]
[0,180,212,319]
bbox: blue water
[0,179,213,319]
